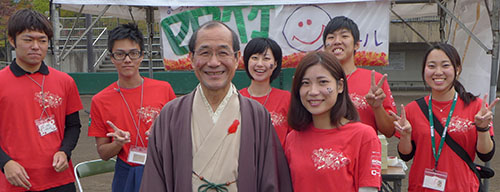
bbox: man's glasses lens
[112,51,142,60]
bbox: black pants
[28,182,76,192]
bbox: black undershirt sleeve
[0,111,81,173]
[398,140,416,162]
[59,111,82,160]
[477,136,495,162]
[0,146,12,173]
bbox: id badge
[35,115,57,136]
[127,146,147,165]
[422,168,448,191]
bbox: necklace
[346,67,357,81]
[26,75,49,119]
[248,87,272,107]
[117,78,145,147]
[434,100,453,112]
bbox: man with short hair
[140,21,292,192]
[0,9,83,191]
[88,23,176,192]
[323,16,396,138]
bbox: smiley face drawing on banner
[282,5,331,52]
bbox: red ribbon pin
[227,120,240,135]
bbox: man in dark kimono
[140,21,293,192]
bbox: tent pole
[486,0,499,190]
[434,0,491,53]
[59,5,85,58]
[50,3,62,70]
[390,8,432,46]
[59,5,110,63]
[438,0,446,42]
[146,6,154,78]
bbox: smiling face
[9,30,48,71]
[300,64,344,119]
[247,48,276,83]
[111,39,143,79]
[189,24,239,93]
[324,28,359,65]
[283,5,331,52]
[424,49,458,95]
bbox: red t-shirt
[347,68,396,132]
[240,88,292,146]
[88,78,176,166]
[0,67,83,191]
[285,122,381,192]
[401,96,494,192]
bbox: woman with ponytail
[391,43,497,191]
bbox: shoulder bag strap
[416,97,483,187]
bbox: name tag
[35,116,57,136]
[423,168,447,191]
[128,146,147,165]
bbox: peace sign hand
[389,104,412,138]
[106,120,131,146]
[365,70,387,108]
[474,94,500,129]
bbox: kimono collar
[197,83,238,123]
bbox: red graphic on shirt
[442,116,474,133]
[270,111,286,128]
[349,93,369,110]
[138,106,161,124]
[311,148,350,171]
[35,91,62,108]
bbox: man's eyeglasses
[194,49,236,62]
[110,51,143,61]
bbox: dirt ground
[72,91,500,192]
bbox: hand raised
[4,160,31,190]
[365,70,387,108]
[389,104,412,138]
[106,120,131,146]
[474,94,500,128]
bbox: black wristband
[476,125,491,132]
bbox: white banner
[447,1,492,98]
[54,0,379,6]
[160,1,390,70]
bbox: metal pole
[59,5,110,62]
[86,14,94,72]
[50,3,62,70]
[146,6,154,78]
[486,0,499,189]
[390,8,432,46]
[438,0,447,42]
[434,0,491,53]
[59,5,84,58]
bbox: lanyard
[428,92,457,169]
[26,75,49,119]
[117,78,145,147]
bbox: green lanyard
[428,92,457,169]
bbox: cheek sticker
[327,87,333,93]
[319,87,333,95]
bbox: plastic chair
[74,159,116,192]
